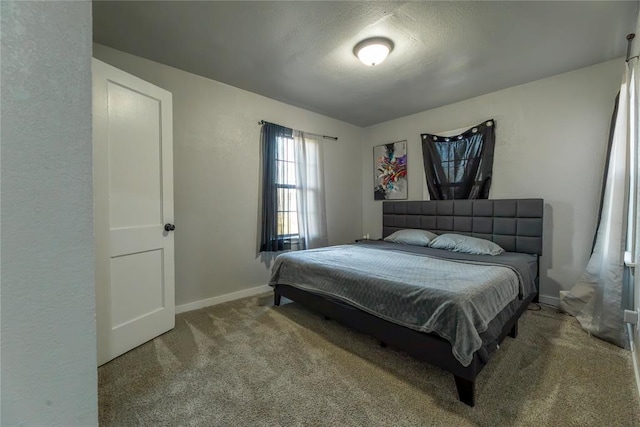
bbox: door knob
[164,223,176,232]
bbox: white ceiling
[93,1,638,127]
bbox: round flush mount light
[353,37,394,66]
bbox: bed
[270,198,543,406]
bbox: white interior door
[93,59,175,366]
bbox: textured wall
[93,44,364,306]
[92,2,636,127]
[361,59,623,304]
[0,1,98,425]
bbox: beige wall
[361,58,624,304]
[95,44,626,309]
[93,44,364,306]
[1,1,97,424]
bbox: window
[627,69,637,262]
[421,120,495,200]
[260,122,327,252]
[275,135,299,243]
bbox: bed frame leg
[274,291,281,307]
[454,376,475,407]
[509,321,518,338]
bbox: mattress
[269,241,537,366]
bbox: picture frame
[373,140,407,200]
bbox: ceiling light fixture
[353,37,394,66]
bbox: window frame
[274,135,300,242]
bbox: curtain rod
[626,33,638,62]
[258,120,338,141]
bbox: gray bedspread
[269,241,537,367]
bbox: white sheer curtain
[294,131,328,250]
[560,57,639,347]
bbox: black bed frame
[273,199,544,406]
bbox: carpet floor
[99,293,640,426]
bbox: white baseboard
[175,284,271,314]
[538,294,560,307]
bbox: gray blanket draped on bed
[269,241,537,366]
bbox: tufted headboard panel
[382,199,544,255]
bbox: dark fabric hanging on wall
[259,122,293,252]
[590,93,620,253]
[421,120,496,200]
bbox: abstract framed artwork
[374,140,407,200]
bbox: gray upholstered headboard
[382,199,544,255]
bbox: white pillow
[384,229,438,246]
[429,233,504,256]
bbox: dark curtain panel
[260,122,293,252]
[421,120,496,200]
[591,93,620,253]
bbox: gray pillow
[384,229,438,246]
[429,233,504,256]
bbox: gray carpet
[99,294,640,426]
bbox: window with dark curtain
[260,122,298,252]
[421,120,496,200]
